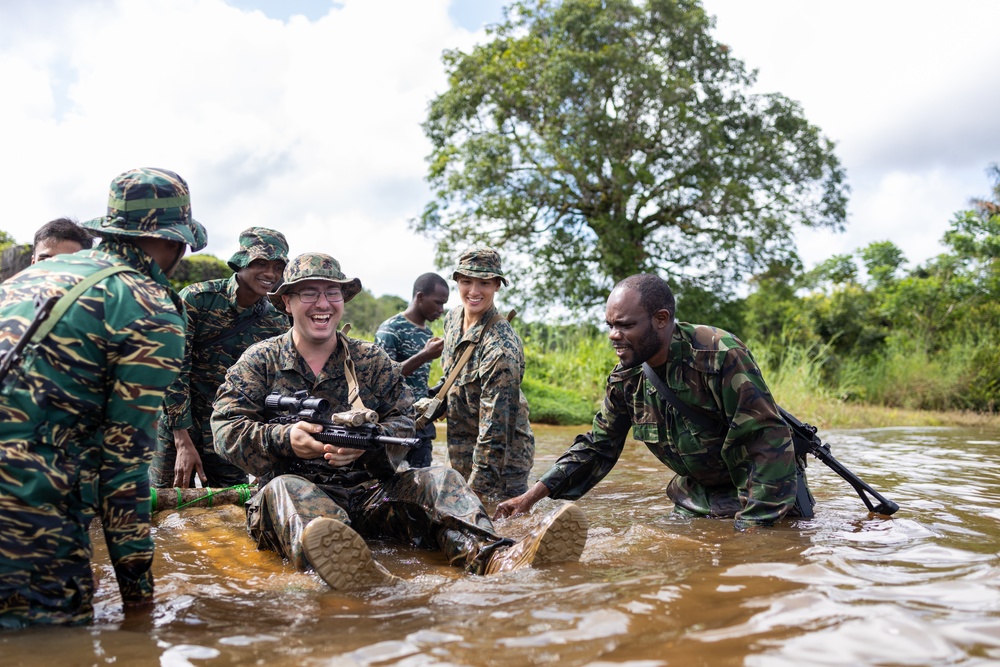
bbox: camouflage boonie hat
[268,252,362,314]
[452,245,508,286]
[227,227,289,271]
[82,167,208,251]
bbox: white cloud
[0,0,484,304]
[703,0,1000,272]
[2,0,997,310]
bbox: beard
[616,324,662,370]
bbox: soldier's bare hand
[323,445,365,467]
[423,336,444,360]
[173,429,206,488]
[492,481,550,520]
[289,421,326,459]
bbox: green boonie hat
[268,252,362,314]
[452,245,508,286]
[227,227,289,271]
[82,167,208,251]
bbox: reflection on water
[4,425,1000,666]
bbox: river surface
[3,424,1000,667]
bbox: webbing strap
[108,194,189,211]
[31,265,138,343]
[433,310,509,402]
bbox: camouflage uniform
[539,322,802,529]
[211,253,510,575]
[443,247,534,501]
[0,168,206,628]
[152,228,289,488]
[375,313,435,467]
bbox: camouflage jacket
[539,322,797,526]
[0,241,185,624]
[441,304,534,498]
[159,273,288,449]
[211,330,414,487]
[374,312,433,396]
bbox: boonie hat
[268,252,362,314]
[227,227,289,271]
[452,245,508,286]
[82,167,207,251]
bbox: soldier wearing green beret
[0,167,206,627]
[440,246,535,501]
[151,226,289,489]
[496,273,812,530]
[212,253,587,591]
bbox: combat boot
[485,502,588,574]
[301,517,400,591]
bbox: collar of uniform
[223,272,241,305]
[460,304,500,344]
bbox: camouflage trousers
[0,502,95,629]
[666,464,815,520]
[246,466,510,575]
[445,416,533,501]
[149,430,249,489]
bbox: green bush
[521,376,596,425]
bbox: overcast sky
[2,0,998,315]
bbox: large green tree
[418,0,848,312]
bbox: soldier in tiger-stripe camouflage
[0,167,207,628]
[496,273,811,531]
[151,226,289,489]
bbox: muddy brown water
[3,424,1000,666]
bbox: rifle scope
[265,391,330,414]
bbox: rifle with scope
[265,390,421,452]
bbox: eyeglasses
[291,288,344,304]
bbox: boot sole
[534,502,589,565]
[301,517,399,591]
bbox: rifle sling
[641,362,725,435]
[432,310,510,403]
[32,265,139,343]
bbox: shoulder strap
[31,265,138,343]
[641,362,725,433]
[432,309,513,402]
[195,297,269,350]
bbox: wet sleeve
[718,347,798,527]
[100,305,185,605]
[539,378,632,500]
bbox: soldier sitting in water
[211,252,589,591]
[496,273,813,530]
[151,227,289,490]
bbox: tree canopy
[418,0,848,313]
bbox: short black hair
[616,273,675,318]
[413,272,448,298]
[33,217,94,250]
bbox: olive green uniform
[539,322,803,529]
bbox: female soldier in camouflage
[440,247,535,502]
